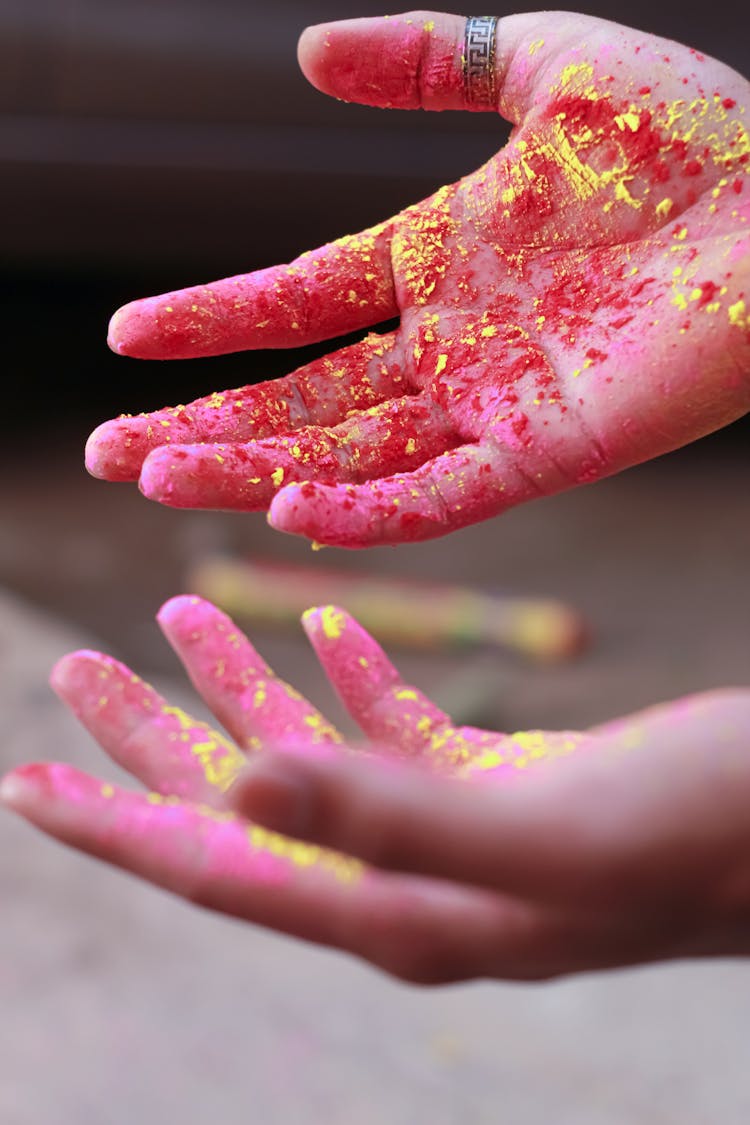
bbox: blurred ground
[1,424,750,1124]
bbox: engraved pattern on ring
[464,16,498,107]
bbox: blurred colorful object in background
[187,555,589,662]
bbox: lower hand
[2,596,750,983]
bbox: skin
[3,596,750,984]
[87,10,750,547]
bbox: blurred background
[1,3,750,1124]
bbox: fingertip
[156,593,205,627]
[300,604,351,643]
[107,305,129,354]
[0,763,55,811]
[140,444,233,509]
[300,604,324,640]
[269,482,372,548]
[138,445,174,503]
[108,295,190,360]
[296,14,424,109]
[156,594,219,650]
[301,601,384,670]
[85,417,150,482]
[84,421,116,480]
[48,651,81,694]
[107,300,153,358]
[49,649,113,698]
[267,481,305,533]
[0,768,32,810]
[296,23,333,95]
[296,12,471,112]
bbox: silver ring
[464,17,498,107]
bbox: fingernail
[0,765,46,810]
[235,757,312,836]
[0,773,25,809]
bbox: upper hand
[83,10,750,546]
[86,10,750,547]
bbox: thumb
[297,10,618,116]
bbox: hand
[3,597,750,983]
[86,10,750,547]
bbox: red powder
[511,414,530,440]
[630,277,656,298]
[695,280,720,307]
[543,95,687,182]
[399,511,426,533]
[723,98,737,109]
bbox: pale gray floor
[2,437,750,1123]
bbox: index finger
[108,221,397,360]
[0,762,591,983]
[301,605,502,770]
[157,596,343,752]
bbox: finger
[297,11,598,115]
[298,11,739,120]
[156,595,342,750]
[301,604,584,773]
[232,694,750,911]
[108,224,397,360]
[137,394,456,511]
[0,762,572,984]
[268,438,538,547]
[299,11,507,113]
[0,763,363,946]
[50,651,245,802]
[301,604,492,767]
[86,331,406,482]
[230,743,620,907]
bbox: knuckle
[363,926,464,985]
[359,823,410,872]
[345,890,475,986]
[339,797,408,871]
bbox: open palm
[87,11,750,546]
[4,596,750,982]
[0,595,589,981]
